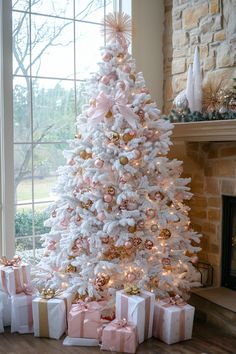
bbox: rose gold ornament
[104,194,113,203]
[119,156,129,165]
[101,76,110,85]
[81,200,93,209]
[137,220,145,230]
[191,255,199,264]
[95,159,104,168]
[151,224,158,232]
[133,237,142,246]
[129,74,136,81]
[117,53,124,60]
[123,64,131,73]
[127,272,136,282]
[95,274,110,288]
[102,52,112,62]
[124,240,133,249]
[65,264,77,273]
[146,208,155,219]
[68,159,75,166]
[162,258,171,268]
[137,109,145,120]
[76,215,82,223]
[145,240,154,250]
[110,132,120,144]
[101,236,109,244]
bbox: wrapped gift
[68,300,104,339]
[116,289,155,343]
[11,289,36,334]
[0,290,11,326]
[153,296,195,344]
[32,292,73,339]
[0,257,30,295]
[101,319,138,353]
[0,298,3,333]
[63,336,100,346]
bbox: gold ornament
[65,264,77,273]
[144,240,154,250]
[79,150,92,160]
[89,98,96,107]
[129,74,136,81]
[117,53,125,60]
[95,274,110,288]
[108,186,116,195]
[133,237,142,246]
[159,229,171,239]
[124,284,140,295]
[151,224,158,232]
[123,132,135,143]
[119,156,129,165]
[109,131,120,144]
[128,225,137,233]
[81,200,93,209]
[105,110,113,118]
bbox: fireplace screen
[222,196,236,290]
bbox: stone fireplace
[169,120,236,288]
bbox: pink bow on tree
[88,91,138,129]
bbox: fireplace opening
[222,196,236,291]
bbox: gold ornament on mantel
[202,80,234,113]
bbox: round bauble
[101,236,109,244]
[51,210,57,218]
[107,186,116,195]
[110,132,120,144]
[101,75,110,85]
[127,272,136,282]
[128,225,137,233]
[137,109,145,120]
[151,224,158,232]
[65,264,77,273]
[133,237,142,246]
[191,255,199,264]
[105,110,113,119]
[159,229,171,239]
[146,208,155,219]
[95,159,104,168]
[124,240,133,249]
[129,74,136,81]
[123,64,131,73]
[102,52,112,62]
[104,194,113,203]
[97,212,105,221]
[119,156,129,165]
[117,53,124,60]
[145,240,154,250]
[81,200,93,209]
[137,220,145,230]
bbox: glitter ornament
[119,156,129,165]
[133,237,142,246]
[95,274,110,288]
[159,229,171,239]
[81,200,93,209]
[124,240,133,249]
[123,132,134,143]
[104,194,113,203]
[110,131,120,144]
[128,225,137,233]
[151,224,158,232]
[65,264,77,273]
[127,272,136,282]
[137,220,145,230]
[145,240,153,249]
[95,159,104,168]
[107,186,116,195]
[80,150,92,160]
[146,208,155,219]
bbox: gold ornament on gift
[159,228,171,239]
[65,264,77,273]
[119,156,129,165]
[124,284,140,295]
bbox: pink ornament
[109,71,118,81]
[104,194,113,203]
[102,52,112,62]
[101,76,110,85]
[116,80,126,91]
[146,208,155,219]
[95,159,104,168]
[123,64,131,73]
[134,150,141,159]
[137,220,145,230]
[191,255,199,264]
[83,176,90,184]
[68,159,75,166]
[101,236,109,244]
[124,241,133,249]
[127,272,136,282]
[97,212,105,221]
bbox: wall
[163,0,236,114]
[132,0,164,109]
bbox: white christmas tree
[34,13,201,300]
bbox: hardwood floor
[0,321,235,354]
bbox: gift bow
[40,288,63,300]
[162,295,187,307]
[72,300,103,313]
[0,255,21,267]
[22,283,37,296]
[124,284,140,295]
[88,91,138,129]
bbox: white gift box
[63,336,99,346]
[153,299,195,344]
[116,289,155,343]
[32,292,73,339]
[11,293,35,334]
[0,264,31,295]
[0,298,3,333]
[0,290,11,327]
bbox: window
[12,0,118,262]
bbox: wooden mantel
[171,120,236,142]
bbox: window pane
[15,237,33,261]
[14,144,32,204]
[32,79,75,142]
[31,14,74,79]
[75,0,105,23]
[76,81,87,115]
[12,0,29,12]
[31,0,73,18]
[13,76,31,143]
[13,11,30,76]
[33,143,67,201]
[105,0,113,15]
[15,205,33,237]
[75,22,103,79]
[34,204,51,236]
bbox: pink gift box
[68,301,104,339]
[101,319,138,354]
[0,264,30,295]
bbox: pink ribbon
[110,320,138,352]
[22,283,37,296]
[0,255,21,267]
[162,295,187,308]
[88,91,138,129]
